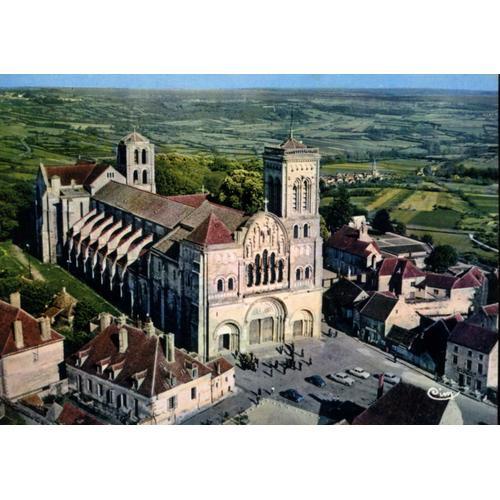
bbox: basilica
[34,131,323,360]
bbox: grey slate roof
[359,292,398,322]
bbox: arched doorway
[214,322,240,352]
[246,299,286,345]
[292,310,314,337]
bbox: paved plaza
[182,323,497,425]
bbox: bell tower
[116,130,156,193]
[263,133,320,220]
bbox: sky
[0,74,497,91]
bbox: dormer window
[192,366,199,379]
[132,369,147,390]
[76,347,91,366]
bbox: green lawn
[0,241,119,315]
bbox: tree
[73,299,99,333]
[425,245,458,272]
[372,209,394,234]
[321,186,353,232]
[320,214,330,241]
[421,233,434,245]
[18,281,56,317]
[392,220,406,236]
[215,169,263,214]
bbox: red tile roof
[43,161,112,188]
[57,402,103,425]
[423,266,486,291]
[326,225,380,258]
[378,257,425,279]
[66,321,232,398]
[166,193,209,208]
[483,303,499,316]
[0,299,64,357]
[423,272,458,290]
[187,213,234,246]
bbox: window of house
[87,379,93,393]
[305,267,311,279]
[97,384,103,397]
[452,355,457,365]
[433,289,439,295]
[217,279,224,292]
[296,268,302,281]
[228,278,234,291]
[293,225,299,239]
[467,350,472,357]
[168,396,177,409]
[479,354,483,361]
[478,363,483,375]
[466,376,471,385]
[466,359,472,370]
[303,224,309,237]
[122,393,128,408]
[476,380,482,391]
[453,345,458,353]
[191,387,197,400]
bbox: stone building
[468,303,498,332]
[35,131,323,360]
[444,321,498,399]
[65,313,235,424]
[324,223,382,280]
[0,293,64,400]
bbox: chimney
[216,361,221,376]
[143,318,155,337]
[70,178,76,188]
[164,333,175,363]
[118,327,128,353]
[13,320,24,349]
[99,312,112,331]
[9,291,21,309]
[117,313,127,326]
[39,315,51,341]
[50,175,61,196]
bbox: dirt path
[11,244,45,281]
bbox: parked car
[306,375,327,388]
[280,389,305,403]
[383,372,401,385]
[328,372,355,386]
[348,367,370,379]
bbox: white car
[383,372,401,385]
[348,367,370,379]
[329,372,355,386]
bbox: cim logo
[427,387,460,401]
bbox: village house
[44,287,78,326]
[65,313,235,424]
[376,257,426,299]
[353,291,420,346]
[0,293,65,400]
[468,303,498,332]
[324,221,382,280]
[414,266,488,317]
[323,278,369,329]
[444,322,498,400]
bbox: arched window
[133,170,139,183]
[305,266,311,279]
[270,252,276,283]
[303,224,309,238]
[263,250,269,284]
[303,179,309,211]
[142,170,148,184]
[255,254,261,286]
[217,279,224,292]
[247,264,254,287]
[278,260,284,282]
[134,149,139,164]
[228,277,234,291]
[142,149,147,164]
[292,182,299,211]
[296,268,302,281]
[293,225,299,239]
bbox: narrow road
[11,244,45,281]
[469,233,499,253]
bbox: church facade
[34,131,323,360]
